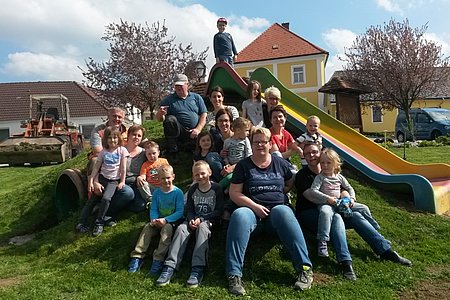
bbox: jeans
[130,222,174,261]
[226,205,312,277]
[344,211,391,255]
[317,204,335,241]
[218,55,234,67]
[163,115,193,152]
[297,209,352,263]
[203,152,224,183]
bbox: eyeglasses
[252,140,270,145]
[267,97,279,101]
[217,119,230,123]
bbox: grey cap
[174,74,188,85]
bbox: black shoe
[380,249,412,267]
[340,261,357,281]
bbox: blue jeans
[203,152,224,183]
[297,209,352,263]
[226,205,312,277]
[106,183,145,218]
[344,211,391,255]
[317,204,335,241]
[218,55,233,67]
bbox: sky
[0,0,449,83]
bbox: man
[156,74,207,155]
[295,142,412,267]
[90,107,127,157]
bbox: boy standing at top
[156,161,224,288]
[213,17,238,67]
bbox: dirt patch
[312,272,334,285]
[0,277,24,288]
[399,278,450,299]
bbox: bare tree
[80,20,208,116]
[343,19,450,139]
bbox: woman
[210,108,234,154]
[262,86,281,128]
[94,124,148,221]
[269,105,303,162]
[225,127,313,296]
[206,86,239,130]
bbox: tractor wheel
[397,131,405,143]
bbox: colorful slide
[206,63,450,214]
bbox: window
[0,128,9,142]
[81,124,95,139]
[372,106,382,123]
[291,65,305,84]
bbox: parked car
[395,108,450,142]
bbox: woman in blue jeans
[295,142,411,273]
[225,127,313,296]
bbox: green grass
[387,145,450,164]
[0,121,449,299]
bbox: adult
[205,86,239,130]
[295,142,412,267]
[209,108,234,154]
[262,86,281,128]
[156,74,207,155]
[226,127,313,296]
[269,105,303,162]
[94,125,148,222]
[90,107,127,157]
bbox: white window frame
[371,105,383,123]
[291,64,306,84]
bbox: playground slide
[206,63,450,214]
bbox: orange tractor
[0,94,84,165]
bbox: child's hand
[219,149,228,158]
[189,218,200,230]
[136,176,145,187]
[118,182,125,190]
[152,218,167,228]
[327,197,337,205]
[349,198,355,208]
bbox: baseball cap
[174,74,188,85]
[217,17,227,25]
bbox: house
[0,81,109,142]
[321,70,450,133]
[234,22,329,109]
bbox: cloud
[0,0,263,82]
[322,29,357,80]
[424,32,450,58]
[376,0,403,13]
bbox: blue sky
[0,0,449,83]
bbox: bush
[436,134,450,145]
[418,140,444,147]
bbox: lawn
[0,122,449,299]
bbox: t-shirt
[310,173,355,203]
[231,154,292,208]
[270,128,294,153]
[126,147,146,182]
[160,92,207,129]
[242,99,266,127]
[140,157,169,187]
[150,186,184,223]
[98,146,129,180]
[206,106,239,129]
[186,182,224,222]
[294,166,319,212]
[223,137,252,165]
[296,132,323,145]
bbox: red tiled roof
[236,23,328,63]
[0,81,107,121]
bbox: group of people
[74,66,411,295]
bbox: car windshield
[428,110,450,122]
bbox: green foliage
[436,134,450,145]
[418,140,444,147]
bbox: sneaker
[186,266,204,288]
[148,260,164,276]
[340,261,357,281]
[156,266,174,286]
[317,240,329,257]
[128,258,143,273]
[380,249,412,267]
[294,266,313,291]
[75,223,89,234]
[104,216,117,227]
[92,224,104,237]
[227,275,246,295]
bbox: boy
[296,115,323,167]
[156,161,224,287]
[213,17,238,67]
[128,164,184,275]
[137,141,169,202]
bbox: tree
[343,19,450,140]
[81,20,208,116]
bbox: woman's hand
[252,203,270,219]
[136,176,146,187]
[118,182,125,190]
[220,149,228,158]
[93,181,104,196]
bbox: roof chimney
[281,22,290,30]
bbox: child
[296,115,323,167]
[137,141,169,202]
[242,80,266,127]
[156,161,224,287]
[310,148,379,257]
[127,164,185,275]
[220,117,252,188]
[76,126,129,236]
[213,17,238,66]
[193,131,224,183]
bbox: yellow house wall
[361,99,450,133]
[277,59,318,88]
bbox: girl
[310,148,378,257]
[242,80,266,127]
[76,126,129,236]
[194,131,224,183]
